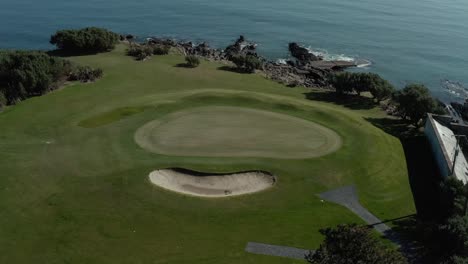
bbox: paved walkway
[245,185,417,262]
[318,185,419,262]
[318,185,391,234]
[245,242,311,260]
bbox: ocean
[1,0,467,102]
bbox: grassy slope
[0,45,415,263]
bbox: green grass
[134,105,341,159]
[0,45,415,264]
[78,106,150,128]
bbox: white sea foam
[442,79,468,100]
[306,47,372,67]
[276,58,288,65]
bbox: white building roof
[433,119,468,183]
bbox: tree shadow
[217,65,247,74]
[174,63,194,68]
[46,49,103,57]
[389,216,440,263]
[304,91,376,110]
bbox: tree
[0,91,6,110]
[230,55,261,73]
[329,72,354,94]
[185,55,200,68]
[306,224,407,264]
[440,177,467,218]
[0,51,71,104]
[50,27,119,54]
[360,73,395,102]
[444,256,468,264]
[439,215,468,260]
[329,72,395,100]
[393,84,439,126]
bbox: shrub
[230,55,261,73]
[185,55,200,68]
[69,66,103,82]
[152,45,170,55]
[50,27,119,54]
[127,45,153,61]
[0,50,71,104]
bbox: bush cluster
[69,66,103,82]
[152,45,171,55]
[126,44,170,60]
[185,55,200,68]
[230,55,262,73]
[330,72,395,101]
[392,83,445,126]
[50,27,119,54]
[0,51,71,104]
[307,224,407,263]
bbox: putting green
[135,106,342,159]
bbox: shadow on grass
[304,91,376,110]
[365,117,441,219]
[365,117,444,262]
[175,63,196,68]
[217,65,249,74]
[390,215,441,264]
[47,49,103,57]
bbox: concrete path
[319,185,391,234]
[244,186,417,262]
[245,242,311,260]
[318,185,419,262]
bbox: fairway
[135,106,341,159]
[0,45,415,264]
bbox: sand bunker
[148,169,276,197]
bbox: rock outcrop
[263,61,330,87]
[133,36,358,88]
[224,35,259,59]
[288,42,322,63]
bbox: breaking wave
[308,47,372,68]
[442,79,468,100]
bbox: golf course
[0,45,415,263]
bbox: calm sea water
[1,0,467,102]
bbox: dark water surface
[1,0,467,101]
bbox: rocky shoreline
[122,35,358,88]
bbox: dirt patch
[148,169,276,197]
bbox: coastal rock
[224,35,259,59]
[128,34,357,88]
[288,43,321,63]
[451,100,468,121]
[192,42,223,60]
[308,60,356,70]
[148,37,177,47]
[120,34,136,41]
[263,62,330,87]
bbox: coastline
[124,35,359,89]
